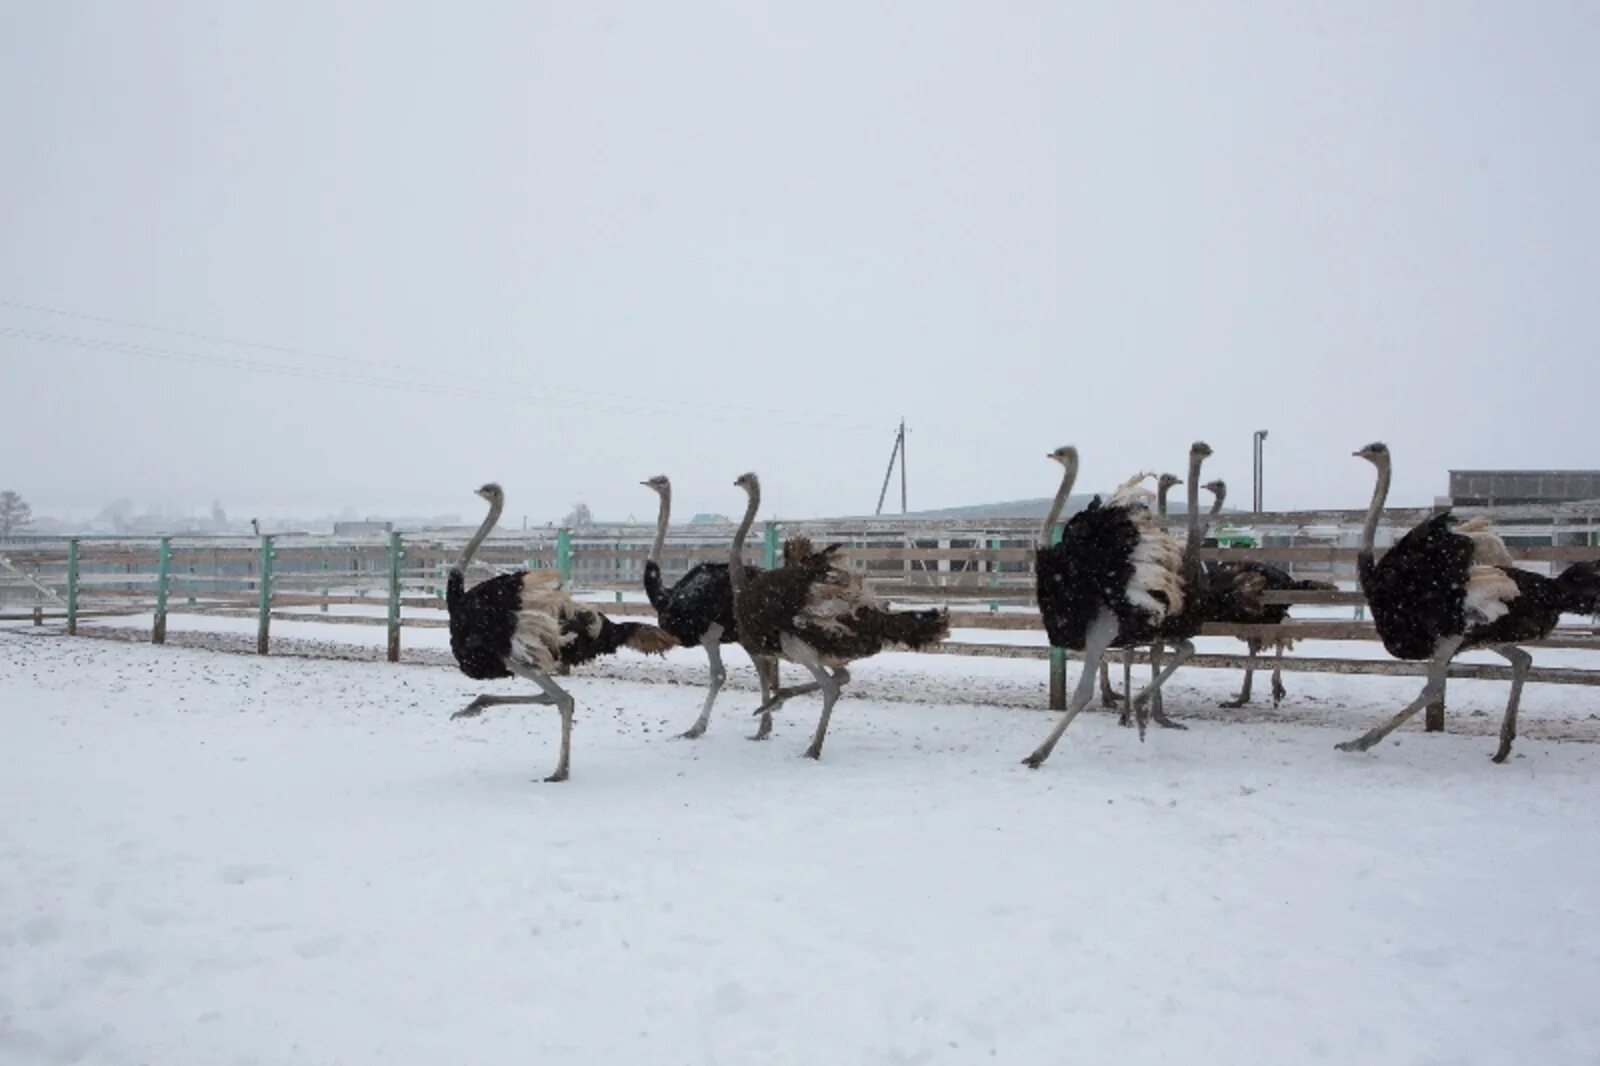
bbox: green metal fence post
[66,539,79,635]
[257,534,275,655]
[387,532,404,663]
[152,537,171,644]
[557,529,573,587]
[186,561,196,606]
[1047,522,1066,710]
[763,521,779,569]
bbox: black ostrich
[640,475,780,740]
[1201,479,1336,708]
[1023,443,1212,768]
[1338,443,1600,762]
[728,472,950,760]
[446,483,676,781]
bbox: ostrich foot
[1491,733,1515,764]
[452,697,490,720]
[802,742,823,760]
[1219,695,1249,709]
[748,711,774,741]
[677,722,708,740]
[543,767,569,783]
[1151,710,1187,731]
[1271,681,1287,706]
[1335,735,1377,753]
[1118,707,1133,727]
[1021,749,1050,769]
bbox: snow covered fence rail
[4,500,1598,728]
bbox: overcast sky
[3,2,1595,525]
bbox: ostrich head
[1158,473,1183,493]
[1046,445,1078,467]
[640,475,670,494]
[1203,479,1226,497]
[734,472,760,494]
[1191,441,1213,459]
[1354,442,1390,465]
[474,483,504,505]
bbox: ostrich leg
[1024,611,1117,769]
[507,663,575,782]
[750,656,778,741]
[452,693,556,719]
[1270,641,1288,706]
[1490,646,1532,763]
[1336,638,1462,753]
[1221,639,1260,709]
[1130,638,1196,727]
[1116,652,1133,725]
[1100,661,1122,709]
[678,624,726,740]
[801,665,848,761]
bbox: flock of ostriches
[445,442,1600,781]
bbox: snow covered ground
[4,626,1600,1065]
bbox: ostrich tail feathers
[876,607,950,650]
[619,622,678,656]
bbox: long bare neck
[649,486,671,564]
[730,483,760,594]
[1209,486,1226,516]
[1361,458,1391,558]
[1040,459,1079,545]
[1157,483,1173,516]
[1183,454,1207,561]
[457,496,502,572]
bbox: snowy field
[4,624,1600,1065]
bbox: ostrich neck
[1157,483,1173,516]
[1184,454,1207,561]
[1209,487,1226,517]
[457,496,502,572]
[649,487,671,565]
[730,483,761,594]
[1039,459,1079,545]
[1361,459,1391,558]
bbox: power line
[0,325,883,434]
[0,296,871,429]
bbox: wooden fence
[3,500,1598,731]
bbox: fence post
[257,534,275,655]
[152,536,171,644]
[186,561,196,606]
[763,521,779,569]
[1047,522,1066,710]
[321,549,330,613]
[32,606,42,626]
[557,529,573,586]
[387,532,403,663]
[66,539,79,635]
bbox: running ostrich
[1023,443,1211,768]
[640,475,780,740]
[1336,443,1600,762]
[728,472,950,759]
[1201,479,1337,709]
[446,483,676,781]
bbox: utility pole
[875,418,908,516]
[1252,429,1269,513]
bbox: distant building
[1447,469,1600,507]
[334,520,393,536]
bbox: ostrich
[728,472,950,759]
[1023,443,1211,768]
[1336,443,1600,762]
[640,475,780,740]
[446,483,676,781]
[1201,480,1337,709]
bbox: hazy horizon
[4,3,1596,525]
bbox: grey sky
[3,2,1596,525]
